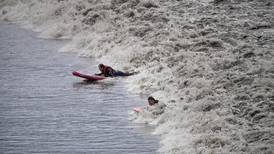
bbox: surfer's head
[148,96,158,106]
[98,64,105,71]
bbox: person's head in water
[148,96,159,106]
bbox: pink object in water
[133,107,143,113]
[72,71,106,81]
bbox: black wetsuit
[97,66,134,77]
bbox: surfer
[95,64,135,77]
[146,96,166,115]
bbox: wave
[1,0,274,153]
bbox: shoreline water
[0,22,160,154]
[1,1,273,153]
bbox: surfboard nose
[72,71,79,76]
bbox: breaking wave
[1,0,273,153]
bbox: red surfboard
[72,71,106,81]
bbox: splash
[1,0,273,153]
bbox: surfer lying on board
[95,64,135,77]
[146,96,166,115]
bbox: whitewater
[1,0,273,153]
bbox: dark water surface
[0,23,158,154]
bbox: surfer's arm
[95,73,103,76]
[107,67,116,77]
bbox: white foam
[1,0,273,153]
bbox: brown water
[0,23,158,154]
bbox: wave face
[1,0,273,153]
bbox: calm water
[0,23,158,154]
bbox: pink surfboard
[72,71,106,81]
[133,107,143,113]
